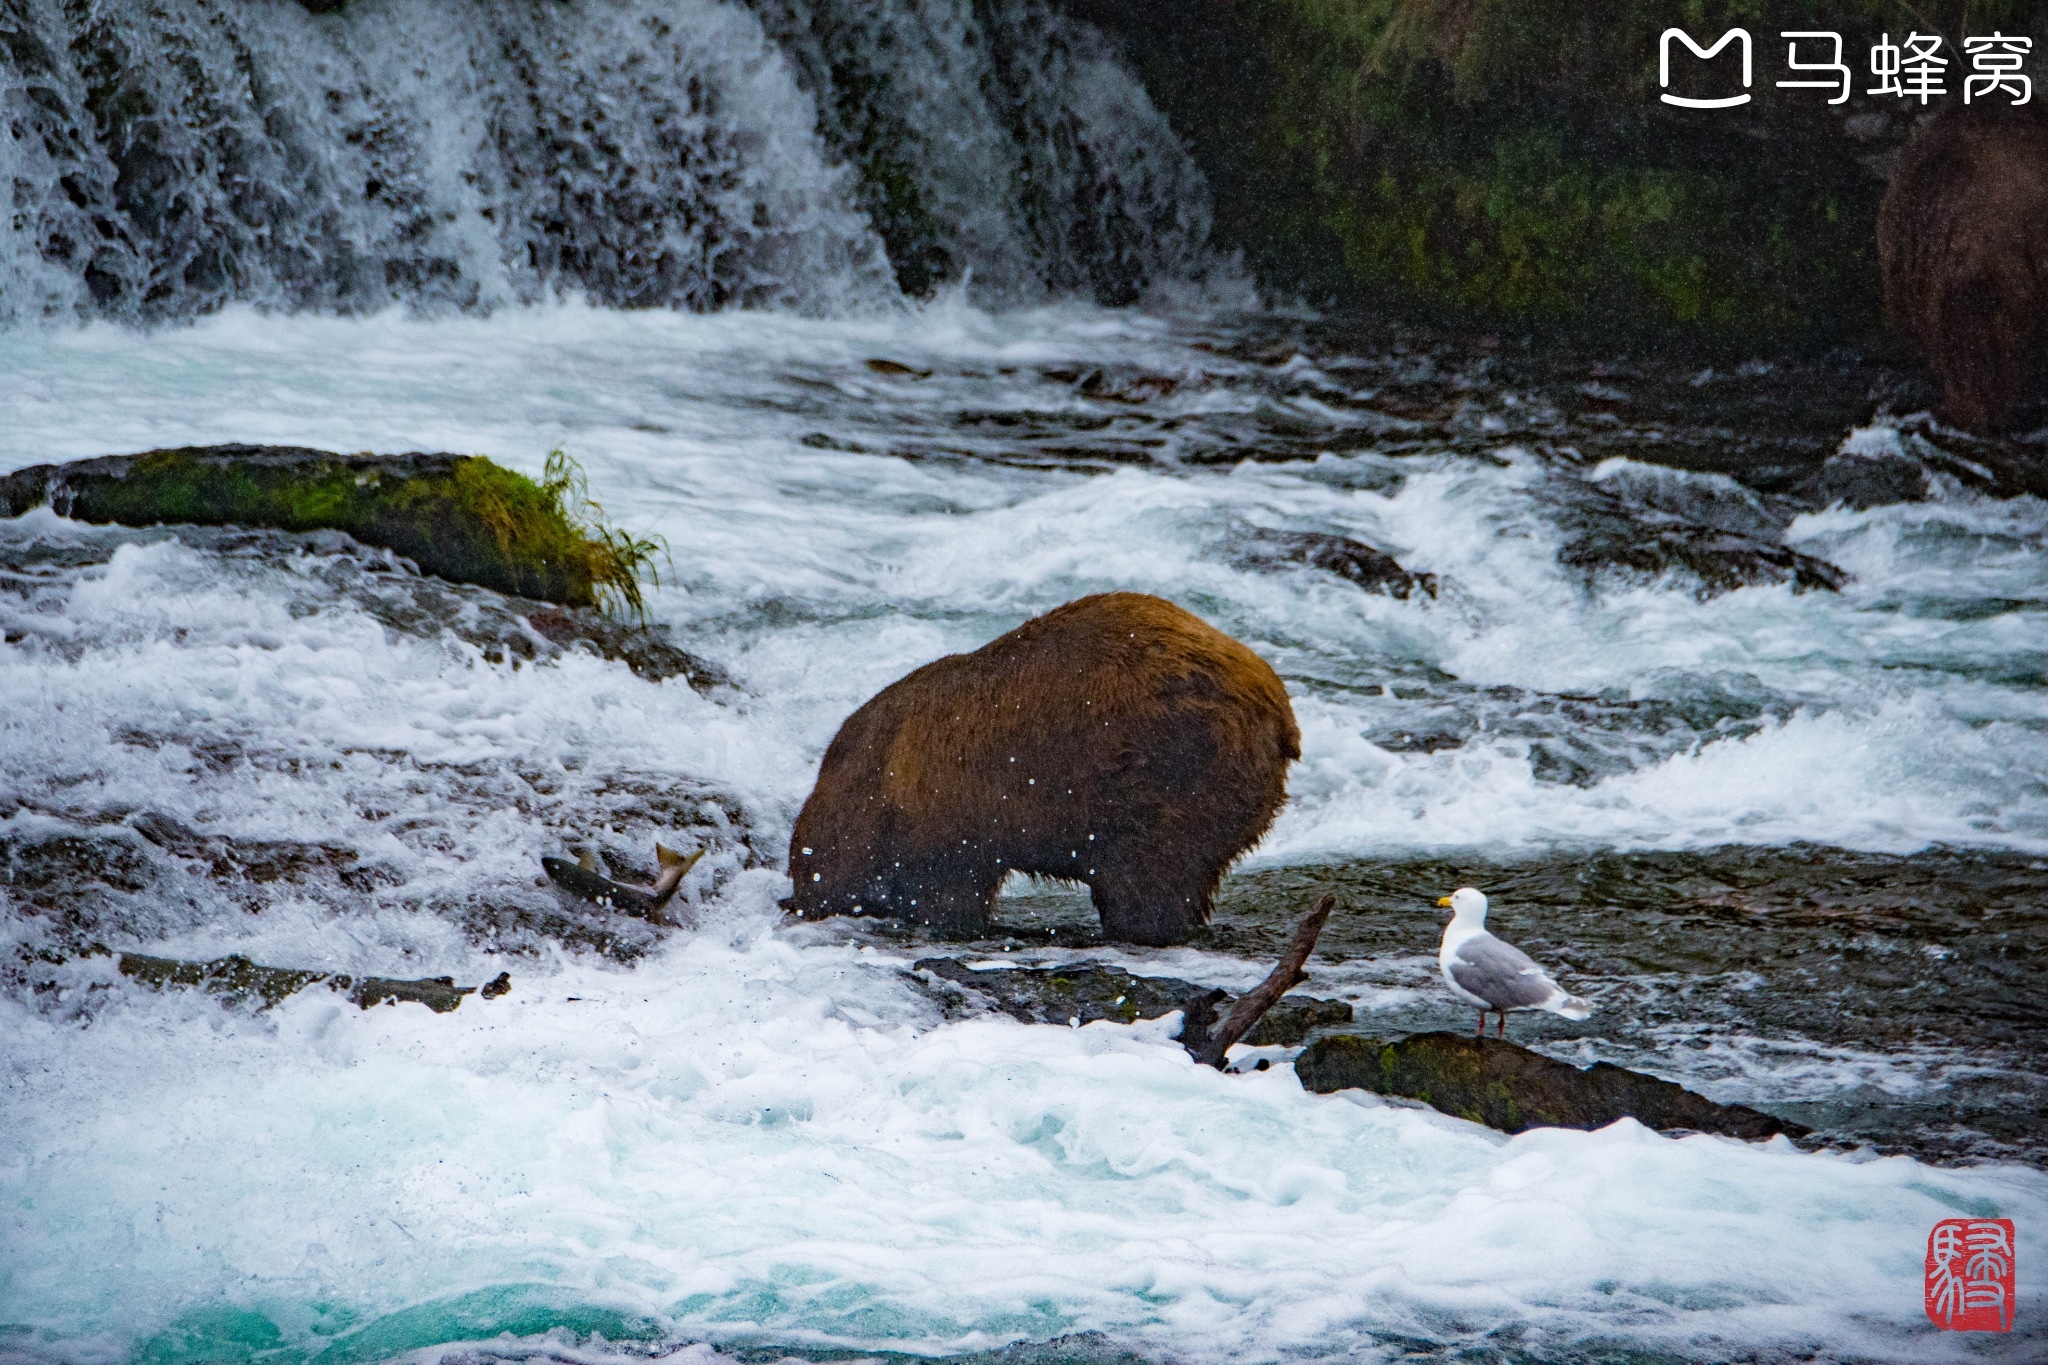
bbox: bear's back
[878,591,1294,766]
[813,592,1295,824]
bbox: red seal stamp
[1925,1217,2016,1332]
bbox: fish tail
[649,843,705,907]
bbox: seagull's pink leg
[1497,1012,1506,1039]
[1474,1011,1485,1037]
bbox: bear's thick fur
[787,592,1300,945]
[1879,102,2048,433]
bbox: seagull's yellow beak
[1436,895,1453,908]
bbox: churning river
[3,300,2045,1365]
[3,0,2047,1361]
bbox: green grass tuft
[538,447,670,622]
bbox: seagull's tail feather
[1549,993,1593,1020]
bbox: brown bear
[786,592,1300,945]
[1879,102,2048,433]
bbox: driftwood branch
[1184,892,1337,1068]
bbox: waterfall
[0,0,1215,324]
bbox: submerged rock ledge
[912,957,1353,1049]
[117,950,502,1014]
[1297,1032,1809,1141]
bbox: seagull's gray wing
[1448,934,1559,1010]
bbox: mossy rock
[0,444,649,610]
[1295,1031,1807,1139]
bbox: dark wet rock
[1559,515,1845,597]
[1081,370,1180,403]
[1296,1032,1809,1141]
[276,537,721,687]
[912,957,1186,1025]
[130,811,391,891]
[1216,848,2048,1165]
[911,957,1351,1048]
[1792,422,2048,509]
[1344,673,1786,783]
[0,802,724,980]
[522,604,725,687]
[1587,461,1791,542]
[865,358,932,378]
[1799,448,1938,509]
[0,512,723,689]
[349,973,475,1012]
[2,829,158,900]
[1553,471,1844,597]
[117,951,487,1013]
[268,533,722,688]
[1039,366,1182,403]
[0,824,218,963]
[1234,528,1436,600]
[118,952,322,1009]
[0,444,645,610]
[455,900,665,966]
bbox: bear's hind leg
[1088,858,1214,946]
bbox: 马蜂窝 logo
[1925,1218,2015,1332]
[1659,26,2031,108]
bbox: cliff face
[1068,1,2046,348]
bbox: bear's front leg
[904,875,998,939]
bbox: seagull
[1436,888,1592,1038]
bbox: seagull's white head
[1435,887,1488,924]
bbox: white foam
[3,899,2042,1363]
[1838,423,1910,461]
[1268,690,2048,859]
